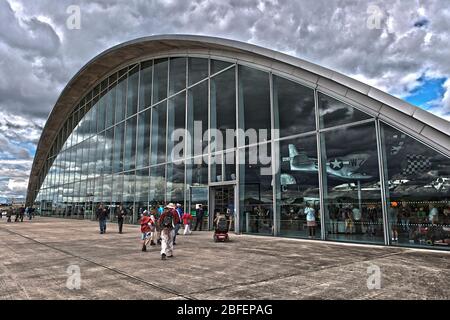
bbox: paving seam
[186,250,408,295]
[0,226,196,300]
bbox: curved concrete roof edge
[26,34,450,204]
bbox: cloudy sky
[0,0,449,202]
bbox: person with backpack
[158,203,180,260]
[173,203,184,245]
[182,210,193,235]
[140,210,153,251]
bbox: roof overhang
[26,34,450,205]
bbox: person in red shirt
[158,203,180,260]
[140,210,153,252]
[182,211,193,235]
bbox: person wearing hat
[140,210,153,252]
[158,203,180,260]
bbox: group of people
[327,203,381,236]
[94,202,207,260]
[389,203,450,245]
[3,206,35,222]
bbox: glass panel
[97,94,106,132]
[273,75,316,137]
[149,164,166,207]
[224,150,236,181]
[239,143,273,235]
[102,175,112,205]
[210,152,223,183]
[112,173,123,209]
[104,128,114,175]
[210,67,236,152]
[321,122,384,244]
[126,67,139,117]
[238,65,271,144]
[116,76,127,123]
[169,57,186,96]
[187,80,208,157]
[318,92,371,129]
[135,168,149,213]
[188,57,208,86]
[151,101,167,165]
[139,60,152,110]
[167,93,186,162]
[106,85,116,128]
[277,135,321,238]
[124,116,137,171]
[123,171,136,222]
[153,58,168,104]
[113,122,125,173]
[211,59,232,75]
[381,123,450,249]
[136,108,151,169]
[166,161,185,204]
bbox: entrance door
[210,185,236,232]
[188,186,208,230]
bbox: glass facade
[33,55,450,250]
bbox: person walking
[116,204,126,234]
[182,210,193,235]
[193,204,204,231]
[149,208,158,246]
[96,204,109,234]
[173,203,183,245]
[159,203,180,260]
[6,207,12,222]
[140,210,152,252]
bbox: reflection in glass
[169,57,186,96]
[167,93,186,162]
[321,122,384,244]
[139,60,152,110]
[124,116,137,171]
[211,59,232,75]
[238,66,271,144]
[187,81,208,157]
[151,102,167,165]
[136,109,151,169]
[153,58,168,104]
[113,122,125,173]
[276,135,320,238]
[318,92,371,129]
[188,57,208,85]
[149,165,165,206]
[239,144,273,235]
[381,123,450,249]
[210,67,236,152]
[273,76,316,137]
[116,76,127,123]
[167,161,185,205]
[126,67,139,117]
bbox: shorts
[307,221,316,227]
[141,232,151,240]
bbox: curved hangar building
[27,35,450,249]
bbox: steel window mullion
[375,119,390,246]
[314,89,326,240]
